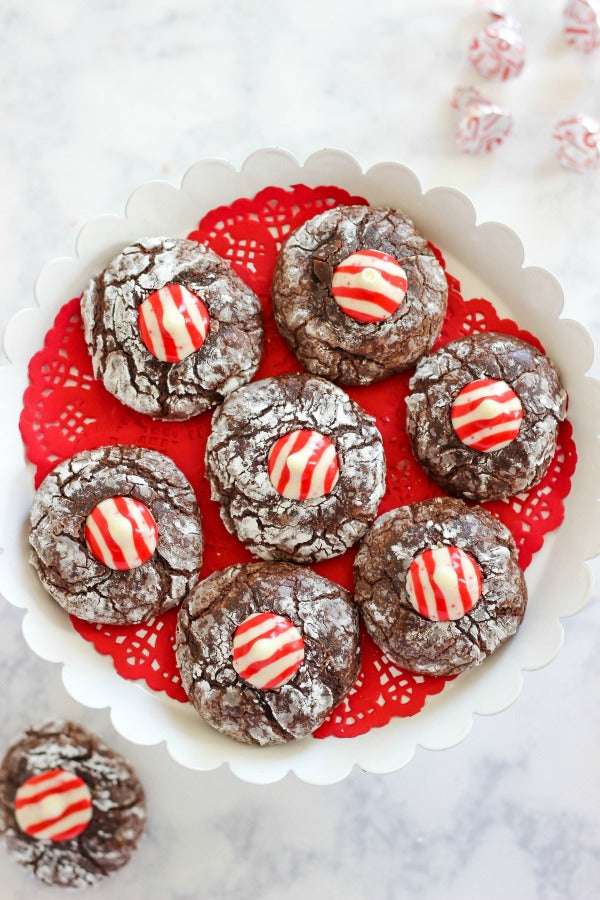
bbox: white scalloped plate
[1,149,599,785]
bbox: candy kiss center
[434,565,460,595]
[286,451,307,474]
[40,794,68,819]
[163,308,186,332]
[477,397,504,418]
[251,637,274,659]
[110,517,132,542]
[359,267,380,285]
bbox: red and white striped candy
[331,250,407,324]
[232,612,305,690]
[14,769,93,842]
[563,0,600,54]
[468,15,526,81]
[451,379,523,452]
[138,283,210,363]
[553,115,600,172]
[452,87,513,155]
[268,430,340,501]
[85,496,158,570]
[406,546,482,622]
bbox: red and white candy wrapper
[563,0,600,53]
[452,87,513,154]
[468,12,526,81]
[553,115,600,172]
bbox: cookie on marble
[29,444,203,624]
[81,237,264,420]
[175,562,361,745]
[271,205,448,385]
[405,331,567,501]
[204,373,386,563]
[0,720,145,889]
[354,497,527,676]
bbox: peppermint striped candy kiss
[232,612,305,690]
[406,546,483,622]
[268,429,340,501]
[85,496,158,570]
[138,283,210,363]
[451,378,523,452]
[14,769,93,842]
[331,249,408,323]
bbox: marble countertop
[1,1,599,897]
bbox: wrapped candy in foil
[452,87,513,154]
[553,115,600,171]
[468,12,526,80]
[563,0,600,53]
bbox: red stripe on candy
[26,798,92,836]
[19,769,64,787]
[276,430,313,496]
[233,612,275,639]
[113,496,148,562]
[422,548,450,620]
[334,265,407,290]
[15,777,86,809]
[237,637,305,679]
[331,286,400,314]
[93,504,129,569]
[153,290,179,362]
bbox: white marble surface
[1,0,599,897]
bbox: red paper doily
[19,184,577,740]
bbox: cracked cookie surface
[81,237,264,420]
[405,332,567,501]
[175,562,361,745]
[271,206,448,385]
[0,720,146,889]
[354,498,527,676]
[204,374,386,563]
[29,445,204,624]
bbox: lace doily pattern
[19,185,577,739]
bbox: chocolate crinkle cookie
[405,331,567,501]
[0,720,145,889]
[176,562,361,745]
[205,373,386,563]
[271,205,448,385]
[354,497,527,676]
[29,445,204,624]
[81,237,264,420]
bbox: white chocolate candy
[14,769,93,842]
[85,496,158,570]
[406,546,483,622]
[331,249,407,323]
[138,283,210,363]
[232,612,305,689]
[268,430,339,500]
[451,378,523,451]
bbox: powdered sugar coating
[81,237,264,420]
[405,332,567,501]
[354,498,527,675]
[175,563,361,745]
[205,374,386,563]
[0,721,145,889]
[29,445,204,624]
